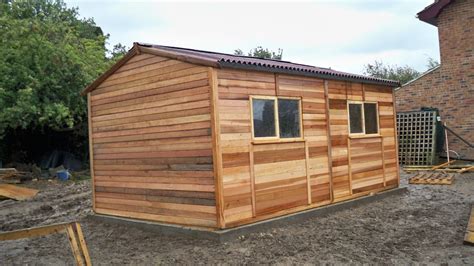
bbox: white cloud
[67,0,439,74]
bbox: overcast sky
[66,0,439,74]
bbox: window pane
[349,103,363,134]
[252,99,276,138]
[364,103,378,134]
[278,99,301,138]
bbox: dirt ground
[1,170,474,265]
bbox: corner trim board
[87,93,96,212]
[208,67,225,228]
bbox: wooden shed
[82,43,400,229]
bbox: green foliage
[426,57,440,70]
[363,60,420,85]
[234,49,244,56]
[0,0,110,137]
[234,46,283,60]
[110,43,129,63]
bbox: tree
[0,0,113,162]
[234,46,283,60]
[363,61,420,85]
[110,43,129,62]
[426,57,440,69]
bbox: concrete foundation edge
[90,187,407,242]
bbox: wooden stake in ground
[444,122,450,163]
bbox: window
[348,102,379,135]
[278,99,301,138]
[252,98,277,138]
[349,103,363,134]
[364,103,378,134]
[251,96,302,140]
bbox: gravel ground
[1,170,473,265]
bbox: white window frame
[347,101,380,136]
[250,96,303,141]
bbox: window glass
[364,103,378,134]
[278,99,301,138]
[349,103,363,134]
[252,99,276,138]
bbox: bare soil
[1,171,474,265]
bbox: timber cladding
[89,54,216,228]
[84,44,399,230]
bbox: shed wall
[87,53,399,229]
[88,53,217,227]
[216,68,398,228]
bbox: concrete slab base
[91,187,407,242]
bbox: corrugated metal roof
[138,43,400,87]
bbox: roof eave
[138,45,220,68]
[218,61,400,88]
[417,15,438,26]
[417,0,453,26]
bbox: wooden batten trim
[392,92,401,186]
[275,74,280,96]
[87,93,96,212]
[378,102,386,187]
[304,140,312,205]
[139,46,219,68]
[324,80,334,202]
[381,137,386,186]
[249,143,256,217]
[345,81,349,99]
[362,83,366,101]
[347,139,353,195]
[81,46,139,95]
[208,67,225,228]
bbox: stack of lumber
[408,172,454,185]
[0,168,32,184]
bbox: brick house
[395,0,474,160]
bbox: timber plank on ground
[464,206,474,246]
[0,184,38,201]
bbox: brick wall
[395,0,474,160]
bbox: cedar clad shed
[83,43,400,229]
